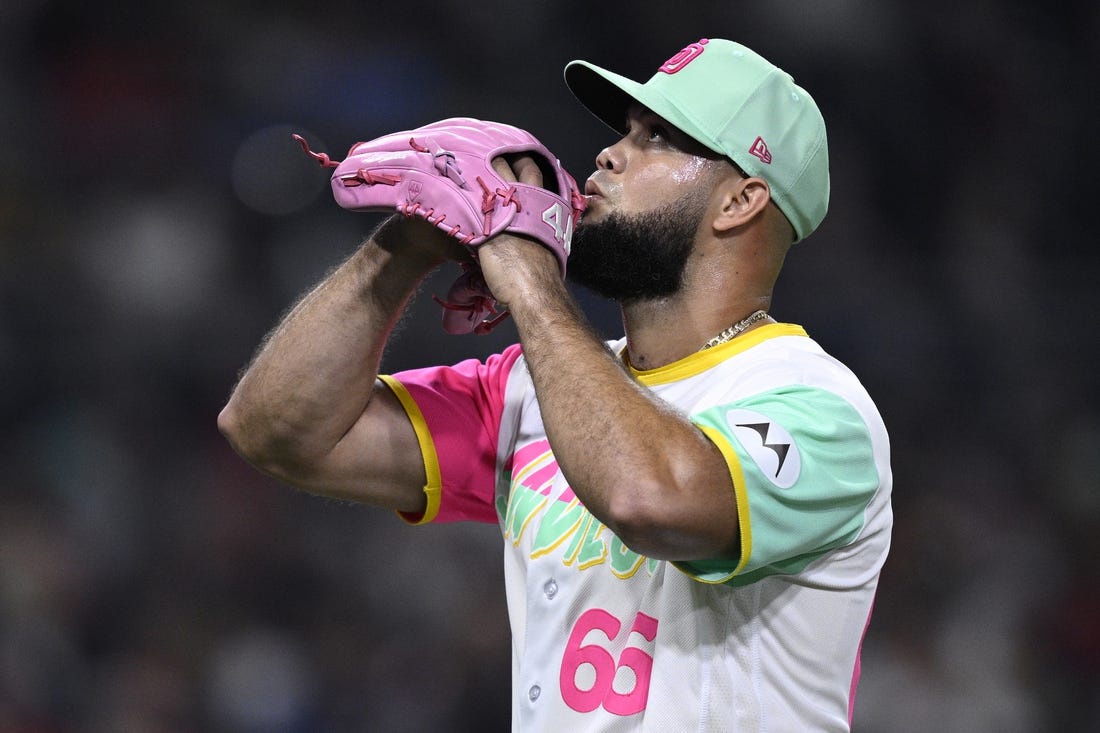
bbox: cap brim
[564,61,644,134]
[566,49,827,243]
[564,60,722,158]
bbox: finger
[509,155,543,188]
[492,156,517,182]
[491,154,544,188]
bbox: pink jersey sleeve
[378,343,523,525]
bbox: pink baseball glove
[295,118,586,334]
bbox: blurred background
[1,1,1098,731]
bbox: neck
[621,293,772,370]
[619,230,780,369]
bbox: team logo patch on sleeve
[725,409,801,488]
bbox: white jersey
[381,323,893,732]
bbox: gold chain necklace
[700,310,769,350]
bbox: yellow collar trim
[625,323,808,386]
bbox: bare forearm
[219,219,438,468]
[507,279,735,560]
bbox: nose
[596,138,625,171]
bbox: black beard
[566,192,707,304]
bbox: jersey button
[543,578,558,599]
[528,684,541,702]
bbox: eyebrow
[621,104,736,170]
[624,104,661,126]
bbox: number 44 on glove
[294,118,586,335]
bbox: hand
[374,214,475,269]
[299,118,582,334]
[477,156,564,308]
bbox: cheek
[624,160,708,212]
[669,157,710,186]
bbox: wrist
[506,275,588,341]
[373,215,472,270]
[478,235,563,309]
[350,227,438,308]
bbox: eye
[645,123,667,143]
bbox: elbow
[599,474,736,562]
[600,481,678,559]
[217,401,247,454]
[217,399,299,477]
[604,510,681,562]
[217,399,263,463]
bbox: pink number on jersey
[560,608,658,717]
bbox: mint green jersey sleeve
[676,385,881,586]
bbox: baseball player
[220,38,892,732]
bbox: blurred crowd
[1,1,1097,731]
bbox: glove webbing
[431,263,511,335]
[431,292,510,335]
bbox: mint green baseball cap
[564,38,829,242]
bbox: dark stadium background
[2,1,1097,730]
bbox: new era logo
[749,136,772,164]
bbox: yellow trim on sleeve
[695,424,753,581]
[378,375,442,525]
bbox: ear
[712,176,772,233]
